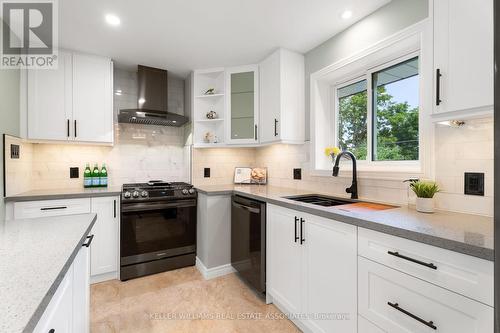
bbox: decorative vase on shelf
[206,110,217,119]
[415,197,434,213]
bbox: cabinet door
[226,65,259,144]
[267,205,302,313]
[303,214,357,333]
[27,50,72,141]
[73,241,91,333]
[259,50,281,144]
[72,53,113,143]
[90,196,119,277]
[433,0,493,114]
[33,264,74,333]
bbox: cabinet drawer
[358,257,493,333]
[14,198,91,219]
[358,228,493,306]
[359,315,386,333]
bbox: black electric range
[120,181,197,280]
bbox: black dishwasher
[231,195,266,296]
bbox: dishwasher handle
[232,201,261,214]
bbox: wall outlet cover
[70,167,79,179]
[204,168,210,178]
[464,172,484,196]
[10,144,19,159]
[293,168,302,180]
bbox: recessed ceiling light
[105,14,121,26]
[341,10,353,19]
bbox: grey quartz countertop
[196,184,494,261]
[0,213,97,333]
[4,186,122,202]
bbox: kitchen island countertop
[0,213,97,333]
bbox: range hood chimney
[118,65,189,127]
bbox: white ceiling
[59,0,390,77]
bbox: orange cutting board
[336,202,396,213]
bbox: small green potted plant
[410,180,440,213]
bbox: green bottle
[100,163,108,187]
[91,163,100,187]
[84,163,92,188]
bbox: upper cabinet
[260,48,305,144]
[25,50,114,144]
[432,0,493,120]
[226,65,259,144]
[191,48,304,148]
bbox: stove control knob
[141,191,148,197]
[182,189,189,195]
[188,188,196,194]
[132,191,140,198]
[124,191,131,199]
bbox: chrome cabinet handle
[300,218,305,244]
[40,206,67,211]
[294,216,299,243]
[436,68,442,106]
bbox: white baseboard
[90,271,118,284]
[196,257,235,280]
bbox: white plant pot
[416,197,434,213]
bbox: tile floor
[90,266,300,333]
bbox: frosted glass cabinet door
[226,65,259,144]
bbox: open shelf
[196,93,224,98]
[195,118,224,122]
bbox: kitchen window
[334,55,419,164]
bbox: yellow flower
[324,146,341,157]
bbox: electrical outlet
[70,167,79,179]
[464,172,484,196]
[204,168,211,178]
[10,144,19,159]
[293,168,302,180]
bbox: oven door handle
[121,200,197,212]
[232,201,261,214]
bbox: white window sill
[310,166,423,181]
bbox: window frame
[332,51,421,167]
[310,21,433,180]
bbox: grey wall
[304,0,428,140]
[0,69,20,216]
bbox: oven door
[120,199,197,266]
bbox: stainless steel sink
[284,194,355,207]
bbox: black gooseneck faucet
[332,150,358,199]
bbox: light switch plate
[10,144,19,159]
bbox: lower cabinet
[90,196,120,281]
[34,235,91,333]
[267,204,357,333]
[358,256,493,333]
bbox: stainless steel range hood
[118,65,189,127]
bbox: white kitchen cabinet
[27,50,73,141]
[226,65,259,144]
[13,198,91,219]
[259,48,304,144]
[358,227,494,306]
[90,196,119,281]
[72,238,91,333]
[358,256,493,333]
[34,237,92,333]
[33,264,74,333]
[72,53,113,143]
[267,204,357,333]
[267,204,302,314]
[25,50,113,144]
[432,0,493,119]
[303,213,357,333]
